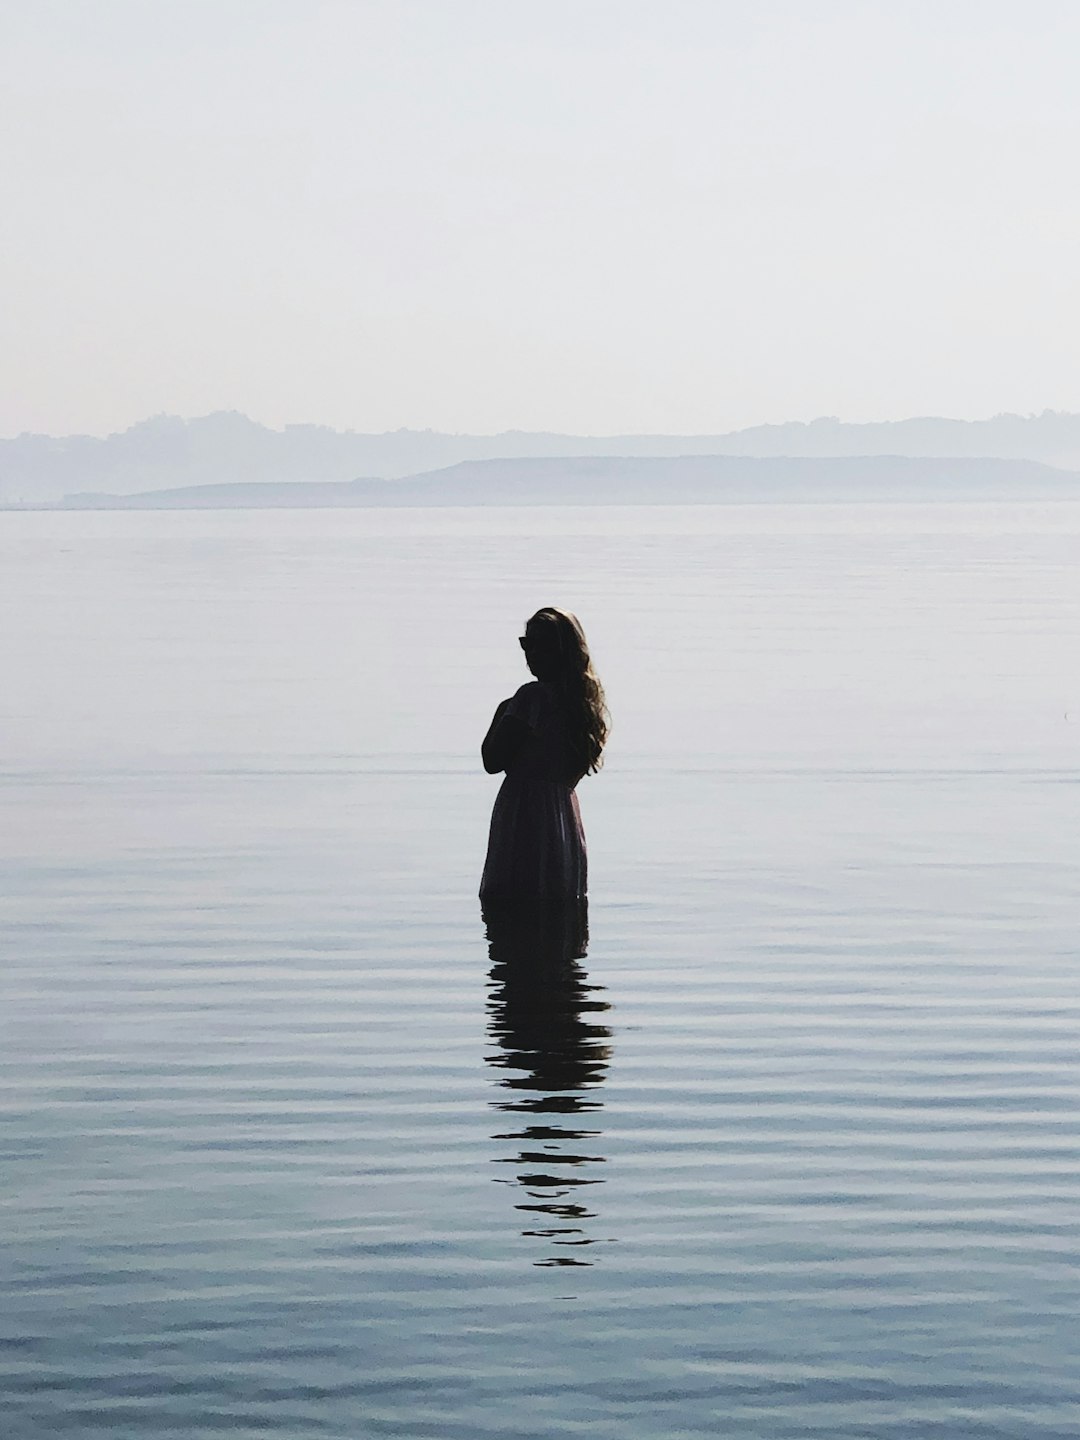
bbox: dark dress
[479,680,587,901]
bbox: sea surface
[2,502,1079,1438]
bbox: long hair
[526,607,609,774]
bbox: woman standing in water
[480,607,608,901]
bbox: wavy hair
[525,607,609,774]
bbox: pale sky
[3,0,1079,437]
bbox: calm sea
[2,503,1079,1438]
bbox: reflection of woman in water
[480,608,608,901]
[483,899,613,1266]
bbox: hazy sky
[4,0,1080,437]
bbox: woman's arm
[482,700,529,774]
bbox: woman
[479,607,608,901]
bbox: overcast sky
[4,0,1079,437]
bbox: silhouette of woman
[480,607,608,901]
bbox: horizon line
[5,406,1080,445]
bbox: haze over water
[2,502,1079,1438]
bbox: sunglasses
[520,632,559,653]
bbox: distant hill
[57,454,1080,510]
[5,409,1080,505]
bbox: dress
[479,681,587,901]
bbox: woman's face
[520,621,560,679]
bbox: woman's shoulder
[506,680,552,726]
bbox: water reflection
[483,899,614,1267]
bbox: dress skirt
[479,773,587,902]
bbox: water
[2,503,1078,1437]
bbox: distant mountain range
[5,408,1080,506]
[55,455,1080,510]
